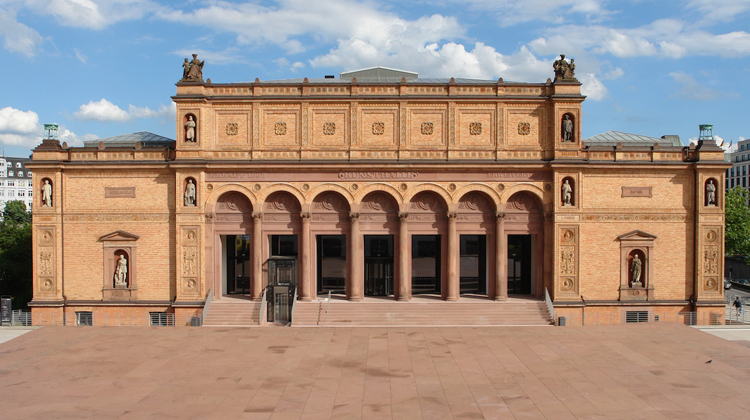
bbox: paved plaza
[0,324,749,419]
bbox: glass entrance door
[267,235,297,322]
[508,234,532,294]
[364,235,394,296]
[317,235,346,294]
[460,235,487,294]
[226,235,251,294]
[412,235,441,294]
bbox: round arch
[454,184,501,211]
[403,183,452,207]
[353,183,403,205]
[203,183,257,214]
[499,183,547,206]
[256,183,307,207]
[308,183,355,207]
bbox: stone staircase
[202,296,262,327]
[291,297,553,327]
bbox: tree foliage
[0,201,32,309]
[725,187,750,262]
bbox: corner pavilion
[28,66,728,326]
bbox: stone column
[252,212,264,301]
[300,212,312,301]
[348,212,362,301]
[446,212,459,301]
[398,212,410,301]
[495,211,507,301]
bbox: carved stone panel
[179,226,201,298]
[557,226,579,297]
[700,226,723,297]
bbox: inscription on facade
[338,172,419,180]
[209,173,267,179]
[621,186,652,197]
[105,187,136,198]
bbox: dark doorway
[226,235,251,294]
[508,234,532,294]
[317,235,346,294]
[364,235,394,296]
[412,235,441,294]
[460,235,487,294]
[268,235,297,322]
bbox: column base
[494,297,508,302]
[397,297,410,302]
[300,297,312,302]
[445,297,458,302]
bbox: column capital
[252,212,263,221]
[543,211,554,221]
[300,212,312,222]
[447,212,458,222]
[398,211,409,222]
[495,211,507,221]
[349,212,360,222]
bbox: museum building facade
[28,63,728,325]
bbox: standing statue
[114,254,128,287]
[184,179,196,207]
[562,179,572,206]
[562,115,573,142]
[706,179,716,206]
[42,179,52,207]
[566,59,576,78]
[631,254,642,286]
[185,116,196,142]
[181,58,190,80]
[183,54,205,81]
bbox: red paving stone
[0,323,748,419]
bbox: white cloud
[0,107,41,146]
[74,99,131,122]
[686,0,750,23]
[58,127,97,147]
[530,19,750,59]
[23,0,158,30]
[579,73,607,100]
[669,71,736,101]
[455,0,611,26]
[157,0,463,54]
[74,99,174,122]
[74,48,87,63]
[0,9,44,57]
[172,48,245,66]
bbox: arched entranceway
[408,191,448,299]
[212,192,254,298]
[263,191,302,321]
[360,191,400,299]
[310,191,350,298]
[456,191,496,298]
[503,192,544,298]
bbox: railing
[258,288,267,326]
[554,311,727,326]
[289,286,298,326]
[325,290,332,327]
[199,288,213,327]
[544,288,555,325]
[5,311,198,327]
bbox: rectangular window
[0,181,3,186]
[732,167,735,177]
[7,191,14,197]
[7,181,13,187]
[626,311,648,323]
[18,191,24,197]
[28,190,32,196]
[8,171,13,176]
[18,181,24,187]
[18,172,23,177]
[76,311,93,326]
[0,191,4,196]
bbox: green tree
[725,187,750,262]
[0,201,32,309]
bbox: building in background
[0,156,34,213]
[726,138,750,191]
[27,63,729,326]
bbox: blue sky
[1,0,749,157]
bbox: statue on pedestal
[631,254,642,287]
[42,179,52,207]
[185,179,196,206]
[185,116,196,142]
[114,255,128,287]
[706,179,716,206]
[553,54,576,80]
[562,115,573,142]
[562,179,572,206]
[181,54,205,82]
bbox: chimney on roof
[324,75,335,79]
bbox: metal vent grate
[76,311,93,326]
[626,311,648,323]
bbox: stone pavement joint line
[0,324,748,419]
